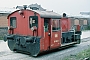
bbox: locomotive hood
[33,10,61,19]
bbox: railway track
[81,37,90,42]
[0,37,90,60]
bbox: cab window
[52,19,60,31]
[29,16,38,28]
[10,17,16,28]
[44,18,49,32]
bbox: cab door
[50,19,61,49]
[44,19,61,50]
[44,18,50,50]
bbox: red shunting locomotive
[4,6,81,56]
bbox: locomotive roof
[33,10,61,19]
[7,9,61,19]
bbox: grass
[0,36,3,40]
[62,48,90,60]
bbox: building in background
[0,7,16,37]
[28,3,46,11]
[69,15,90,30]
[0,7,16,27]
[16,3,46,11]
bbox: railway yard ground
[0,30,90,60]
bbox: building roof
[0,7,17,14]
[68,15,90,19]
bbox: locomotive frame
[4,7,81,56]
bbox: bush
[0,36,3,40]
[87,26,90,30]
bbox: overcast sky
[0,0,90,15]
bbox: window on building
[10,17,16,28]
[52,19,60,31]
[83,20,87,25]
[74,19,79,25]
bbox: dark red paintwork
[61,18,71,32]
[7,9,62,52]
